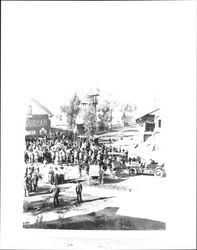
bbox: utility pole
[87,93,100,133]
[81,92,100,137]
[87,93,99,113]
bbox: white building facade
[135,108,162,147]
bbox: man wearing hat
[32,171,39,192]
[54,167,59,185]
[59,166,65,184]
[50,183,60,207]
[24,174,31,197]
[75,180,83,203]
[48,167,54,185]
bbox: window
[145,122,155,132]
[158,120,161,128]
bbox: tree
[60,93,81,131]
[83,106,97,136]
[97,100,112,131]
[120,103,136,126]
[120,104,136,113]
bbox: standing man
[99,166,104,185]
[28,172,33,193]
[48,167,54,185]
[32,171,39,193]
[50,183,60,207]
[59,167,65,184]
[79,162,83,177]
[75,180,83,203]
[24,174,30,197]
[54,167,59,185]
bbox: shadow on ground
[28,184,72,197]
[24,206,166,230]
[103,177,128,184]
[89,178,129,187]
[23,196,114,216]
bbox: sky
[1,1,169,115]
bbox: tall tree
[83,106,97,136]
[121,104,136,113]
[60,93,81,131]
[97,100,112,131]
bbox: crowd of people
[24,134,129,168]
[24,164,40,197]
[24,134,133,197]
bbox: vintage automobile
[108,152,127,169]
[108,152,127,161]
[127,159,166,177]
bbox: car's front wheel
[154,169,164,177]
[129,168,137,176]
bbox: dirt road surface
[23,175,166,230]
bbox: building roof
[134,108,159,121]
[31,98,53,117]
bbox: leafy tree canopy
[60,93,81,131]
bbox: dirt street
[23,175,166,230]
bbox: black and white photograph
[23,89,166,231]
[1,1,196,249]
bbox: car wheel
[129,168,137,176]
[154,169,164,177]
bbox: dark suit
[51,185,60,206]
[54,173,59,185]
[76,183,82,202]
[32,172,38,192]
